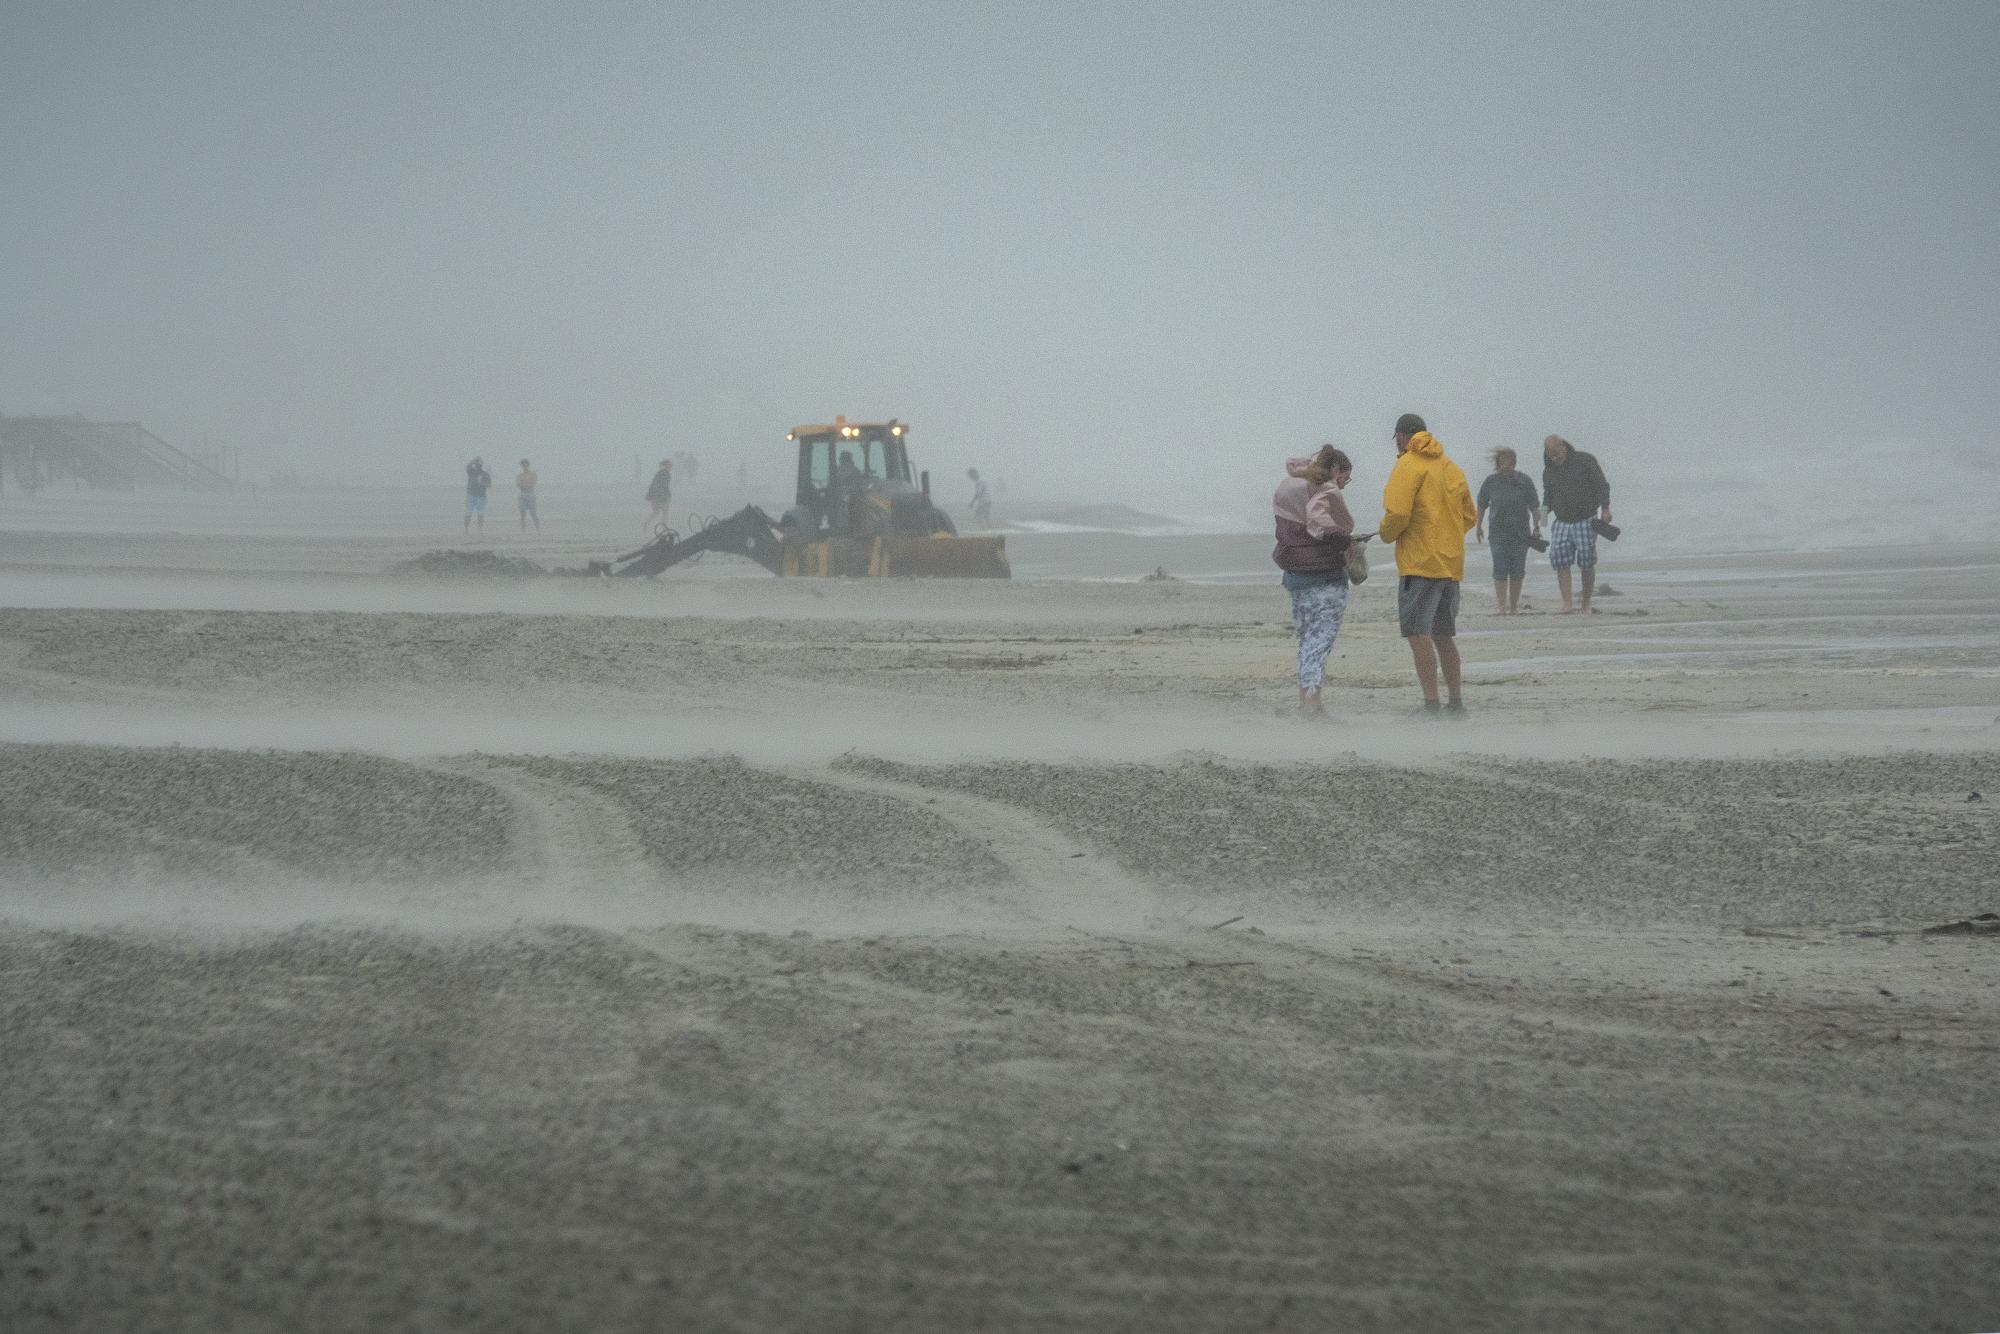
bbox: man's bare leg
[1493,580,1507,612]
[1580,567,1596,613]
[1506,577,1523,612]
[1435,636,1463,704]
[1556,567,1575,612]
[1407,635,1439,703]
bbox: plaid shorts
[1547,518,1598,570]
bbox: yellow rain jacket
[1379,432,1477,580]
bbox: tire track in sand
[427,754,1162,935]
[432,754,1667,1042]
[788,764,1721,1040]
[796,761,1162,932]
[425,756,661,916]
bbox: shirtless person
[967,468,993,528]
[516,459,540,533]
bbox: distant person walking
[1475,447,1540,614]
[967,468,992,528]
[1380,413,1477,717]
[644,458,673,534]
[1272,445,1356,720]
[464,457,491,535]
[1541,434,1613,613]
[516,459,540,533]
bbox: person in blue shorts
[464,457,491,534]
[1475,447,1541,614]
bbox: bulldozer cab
[777,416,1008,577]
[791,418,913,521]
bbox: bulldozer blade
[870,534,1010,579]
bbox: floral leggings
[1286,576,1351,691]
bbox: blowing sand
[1,512,1996,1332]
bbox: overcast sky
[4,0,1995,510]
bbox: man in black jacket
[1541,435,1612,614]
[464,457,491,535]
[643,458,673,535]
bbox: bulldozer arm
[603,506,787,577]
[576,505,1008,580]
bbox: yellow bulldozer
[587,418,1009,580]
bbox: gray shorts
[1488,535,1528,582]
[1397,575,1460,638]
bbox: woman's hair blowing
[1303,444,1352,487]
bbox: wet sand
[1,511,1996,1331]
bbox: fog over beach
[5,0,1999,1330]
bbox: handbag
[1346,533,1371,585]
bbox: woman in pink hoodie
[1271,445,1356,719]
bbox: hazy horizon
[5,1,1996,517]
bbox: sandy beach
[2,500,1996,1331]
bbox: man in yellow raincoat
[1379,413,1479,717]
